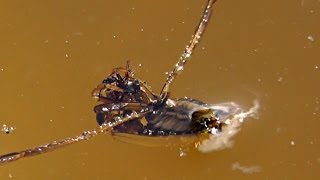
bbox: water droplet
[176,66,184,73]
[81,131,96,140]
[114,116,122,121]
[290,140,295,146]
[102,107,109,111]
[148,129,153,135]
[185,53,191,58]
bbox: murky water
[0,0,320,179]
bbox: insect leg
[94,102,151,126]
[0,109,152,165]
[160,0,217,101]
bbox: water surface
[0,0,319,179]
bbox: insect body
[92,63,238,136]
[92,0,219,135]
[0,0,221,164]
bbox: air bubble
[1,124,16,134]
[176,66,184,73]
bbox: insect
[0,0,234,164]
[92,61,238,136]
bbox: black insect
[92,61,229,136]
[0,0,233,165]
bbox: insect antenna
[160,0,217,101]
[0,110,151,165]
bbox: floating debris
[1,124,16,134]
[179,148,188,157]
[307,35,315,42]
[231,162,261,174]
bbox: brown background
[0,0,319,179]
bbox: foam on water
[198,100,260,152]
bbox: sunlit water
[0,0,320,179]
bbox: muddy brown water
[0,0,320,179]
